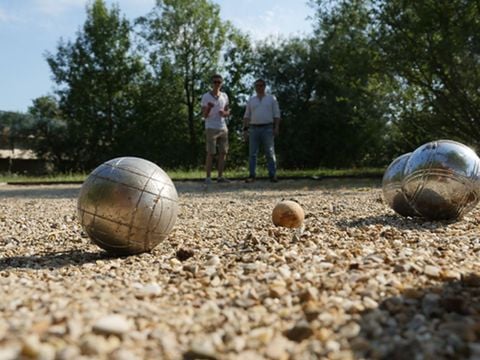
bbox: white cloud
[0,7,8,22]
[230,7,296,41]
[260,10,276,24]
[110,0,156,18]
[31,0,156,19]
[115,0,155,7]
[33,0,86,17]
[0,6,22,23]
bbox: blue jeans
[248,126,276,178]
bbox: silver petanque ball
[402,140,480,220]
[382,152,418,217]
[77,157,179,255]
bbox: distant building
[0,148,49,174]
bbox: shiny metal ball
[382,152,418,217]
[77,157,179,255]
[402,140,480,220]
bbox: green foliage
[252,37,319,167]
[137,0,230,166]
[0,110,36,150]
[5,0,480,174]
[27,96,72,172]
[222,28,256,167]
[253,0,390,168]
[117,62,192,168]
[45,0,144,170]
[373,0,480,150]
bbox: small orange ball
[272,200,305,228]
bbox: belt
[250,123,273,127]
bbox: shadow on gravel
[0,186,80,199]
[0,178,381,199]
[351,273,480,359]
[336,214,452,231]
[176,178,381,195]
[0,249,114,270]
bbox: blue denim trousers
[248,126,276,178]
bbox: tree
[260,0,390,168]
[28,96,71,172]
[137,0,229,166]
[117,61,191,168]
[46,0,144,170]
[374,0,480,149]
[253,37,320,167]
[313,0,390,166]
[221,28,255,167]
[0,111,35,151]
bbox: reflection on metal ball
[382,152,418,217]
[402,140,480,220]
[77,157,179,255]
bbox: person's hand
[243,129,249,142]
[218,109,229,117]
[207,102,214,108]
[274,126,279,137]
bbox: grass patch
[0,167,384,184]
[0,172,87,184]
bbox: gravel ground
[1,178,480,360]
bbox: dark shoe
[245,177,255,183]
[217,177,230,183]
[270,176,278,183]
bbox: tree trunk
[187,102,196,165]
[185,76,197,165]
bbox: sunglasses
[213,80,222,84]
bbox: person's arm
[202,102,214,118]
[243,116,250,129]
[219,96,230,117]
[242,117,250,141]
[273,117,280,137]
[243,100,251,129]
[272,96,281,136]
[200,94,214,119]
[243,100,251,140]
[225,104,231,117]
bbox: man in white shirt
[242,79,281,183]
[201,74,230,184]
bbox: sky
[0,0,315,113]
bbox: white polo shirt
[243,94,281,125]
[201,91,229,130]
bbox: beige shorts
[206,128,228,155]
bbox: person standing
[243,79,281,183]
[201,74,230,184]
